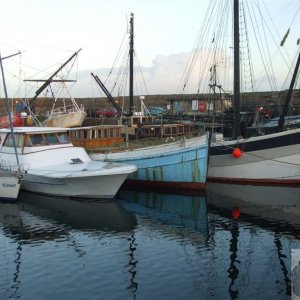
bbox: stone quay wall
[1,90,300,116]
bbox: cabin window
[24,133,65,146]
[30,134,45,145]
[83,131,88,139]
[24,135,32,147]
[57,132,70,144]
[184,125,190,133]
[132,117,139,125]
[97,130,102,138]
[110,129,114,138]
[45,133,59,145]
[179,126,184,134]
[104,129,107,138]
[75,131,80,139]
[3,133,22,148]
[154,128,160,136]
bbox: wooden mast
[233,0,241,139]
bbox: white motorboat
[0,166,22,201]
[0,127,137,198]
[0,50,23,201]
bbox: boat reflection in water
[19,191,137,234]
[205,183,300,299]
[206,182,300,231]
[118,187,208,240]
[0,191,137,300]
[0,191,137,244]
[2,185,300,299]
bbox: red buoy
[232,208,241,220]
[232,148,242,158]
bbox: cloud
[9,49,291,100]
[69,52,199,98]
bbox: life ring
[165,136,175,143]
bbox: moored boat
[90,132,209,191]
[204,0,300,187]
[0,166,22,201]
[42,98,87,128]
[25,49,87,128]
[208,128,300,186]
[87,13,209,191]
[0,126,137,198]
[0,50,23,201]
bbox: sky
[0,0,300,99]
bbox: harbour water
[1,184,300,300]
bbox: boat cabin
[0,127,72,154]
[67,122,197,151]
[135,123,196,139]
[68,125,125,150]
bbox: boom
[91,73,123,115]
[28,48,82,105]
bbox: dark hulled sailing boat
[207,0,300,187]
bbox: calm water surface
[1,183,300,300]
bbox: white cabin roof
[0,127,69,134]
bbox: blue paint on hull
[111,143,208,185]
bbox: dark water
[1,183,300,300]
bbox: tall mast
[233,0,241,139]
[129,13,134,117]
[278,50,300,131]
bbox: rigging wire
[104,29,128,84]
[240,0,255,95]
[111,46,130,95]
[260,0,298,77]
[246,0,278,92]
[175,0,216,94]
[174,0,299,110]
[134,51,149,96]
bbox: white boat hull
[19,157,137,199]
[208,129,300,186]
[21,171,130,198]
[0,174,21,201]
[43,111,87,128]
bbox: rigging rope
[212,127,300,167]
